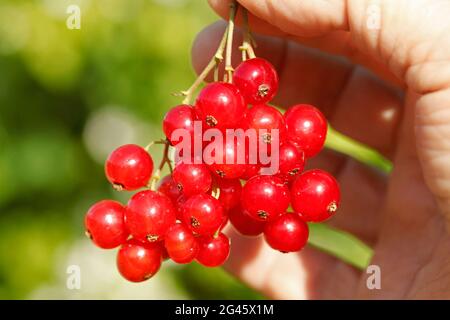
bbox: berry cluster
[84,4,340,283]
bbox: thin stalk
[225,1,238,82]
[144,138,166,152]
[240,7,256,59]
[149,140,171,190]
[181,30,227,105]
[181,2,238,104]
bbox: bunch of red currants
[84,56,340,283]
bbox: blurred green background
[0,0,267,299]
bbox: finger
[192,22,403,159]
[207,0,402,87]
[416,88,450,228]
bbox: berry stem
[144,138,167,152]
[181,29,227,105]
[240,7,256,60]
[211,186,221,199]
[149,139,172,190]
[224,1,238,82]
[180,2,238,104]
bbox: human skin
[191,0,450,299]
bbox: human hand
[191,0,450,299]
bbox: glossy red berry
[157,175,182,206]
[229,206,266,236]
[164,223,199,264]
[220,215,229,230]
[242,104,286,144]
[216,178,242,212]
[163,104,196,146]
[172,163,212,197]
[206,137,247,179]
[105,144,153,191]
[160,244,170,261]
[181,193,225,236]
[84,200,128,249]
[196,233,230,267]
[264,213,309,253]
[284,104,327,158]
[174,195,187,221]
[277,141,305,182]
[116,239,162,282]
[195,82,246,130]
[291,169,340,222]
[241,175,290,221]
[241,163,261,180]
[125,190,177,242]
[233,58,279,105]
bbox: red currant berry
[116,239,162,282]
[157,175,182,206]
[195,82,246,130]
[172,163,212,197]
[196,233,230,267]
[229,206,266,236]
[284,104,327,158]
[220,215,229,230]
[105,144,153,191]
[160,244,170,261]
[242,104,286,144]
[163,104,196,146]
[241,163,261,180]
[264,213,309,253]
[277,141,305,182]
[216,178,242,212]
[125,190,177,242]
[84,200,128,249]
[172,120,206,165]
[164,223,199,264]
[174,195,187,221]
[291,169,340,222]
[233,58,279,105]
[206,137,247,179]
[181,193,225,236]
[241,175,290,221]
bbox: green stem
[149,140,171,190]
[308,223,373,270]
[326,125,393,173]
